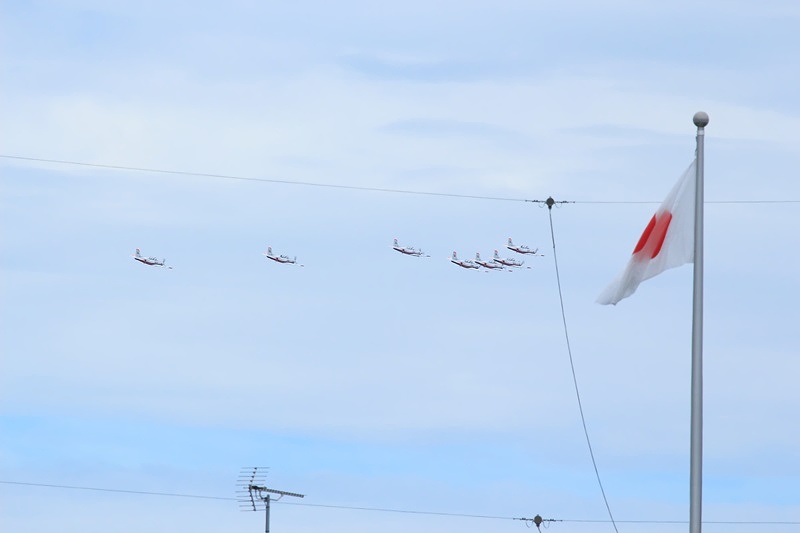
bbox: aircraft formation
[132,237,541,272]
[402,237,543,273]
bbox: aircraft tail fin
[267,246,273,256]
[452,251,458,260]
[393,238,399,247]
[135,248,141,258]
[508,237,513,246]
[494,250,500,259]
[475,252,482,260]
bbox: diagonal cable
[546,199,619,533]
[3,154,799,204]
[4,480,800,525]
[0,154,539,203]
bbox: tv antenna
[237,467,305,533]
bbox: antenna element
[237,467,304,533]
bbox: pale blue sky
[2,1,799,532]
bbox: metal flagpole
[690,111,708,533]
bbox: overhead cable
[0,155,539,203]
[3,154,798,204]
[3,480,798,526]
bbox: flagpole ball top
[693,111,709,128]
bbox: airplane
[506,237,541,255]
[493,249,531,269]
[264,246,303,266]
[133,248,172,269]
[392,238,429,257]
[475,252,509,271]
[450,251,479,269]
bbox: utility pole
[237,467,305,533]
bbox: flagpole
[690,111,708,533]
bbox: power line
[562,519,800,525]
[3,480,798,526]
[0,154,540,203]
[575,200,800,204]
[3,154,798,205]
[0,480,233,501]
[0,480,516,521]
[279,500,513,520]
[545,197,618,533]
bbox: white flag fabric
[597,160,697,305]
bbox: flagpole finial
[693,111,709,128]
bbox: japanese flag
[597,160,697,305]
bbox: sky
[1,1,799,532]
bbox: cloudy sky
[2,1,799,532]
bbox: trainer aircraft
[133,248,172,269]
[493,250,531,269]
[264,246,303,266]
[450,251,480,270]
[475,252,508,271]
[392,238,428,257]
[506,238,540,255]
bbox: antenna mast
[237,467,305,533]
